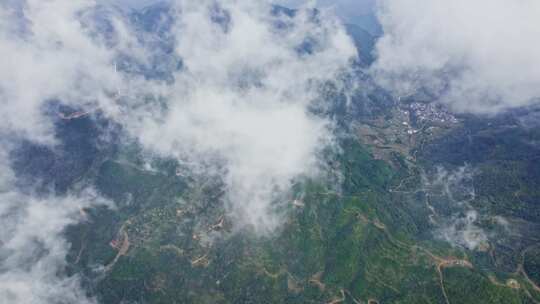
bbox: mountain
[5,3,540,304]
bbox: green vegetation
[64,137,539,303]
[54,107,540,304]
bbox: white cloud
[0,189,109,304]
[0,3,356,302]
[423,166,489,250]
[119,0,356,233]
[439,210,488,251]
[0,1,121,302]
[0,0,124,143]
[371,0,540,114]
[0,140,110,304]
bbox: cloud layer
[372,0,540,113]
[125,1,356,233]
[0,189,107,304]
[0,0,356,302]
[1,0,356,233]
[0,0,123,143]
[0,1,118,303]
